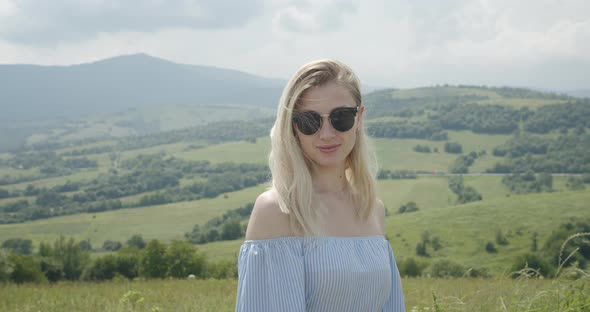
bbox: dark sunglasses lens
[330,108,356,132]
[295,112,321,135]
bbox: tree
[127,234,146,249]
[79,239,92,251]
[115,252,139,279]
[0,250,13,282]
[84,254,118,281]
[457,186,482,203]
[165,241,206,278]
[103,240,122,251]
[9,254,47,284]
[139,240,167,278]
[444,142,463,154]
[221,219,242,241]
[51,236,90,281]
[2,238,33,255]
[415,242,428,257]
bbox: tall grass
[0,276,587,311]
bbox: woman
[235,59,405,311]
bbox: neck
[310,164,349,193]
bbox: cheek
[344,133,357,151]
[298,136,315,153]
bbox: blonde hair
[268,59,378,237]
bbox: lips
[317,144,340,153]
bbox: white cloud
[0,0,588,90]
[0,0,264,45]
[272,0,358,34]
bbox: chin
[311,154,348,168]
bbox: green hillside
[388,86,571,108]
[198,188,589,275]
[0,184,267,246]
[386,189,590,274]
[0,176,584,276]
[0,85,588,279]
[0,176,515,246]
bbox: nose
[318,115,336,140]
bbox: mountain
[562,89,590,99]
[0,53,285,121]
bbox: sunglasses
[292,105,360,135]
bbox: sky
[0,0,589,91]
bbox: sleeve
[382,244,405,312]
[235,238,306,312]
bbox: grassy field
[26,105,276,145]
[0,176,515,246]
[0,175,582,276]
[386,190,590,274]
[0,184,266,248]
[169,130,510,172]
[389,86,569,108]
[199,183,587,275]
[0,277,587,311]
[2,168,106,191]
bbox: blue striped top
[235,235,405,312]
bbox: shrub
[398,202,419,214]
[431,236,442,251]
[496,230,509,246]
[206,258,237,279]
[416,242,429,257]
[1,238,33,255]
[429,260,465,278]
[511,253,555,278]
[413,145,431,153]
[165,241,206,278]
[0,250,13,282]
[139,240,167,278]
[444,142,463,154]
[9,254,47,284]
[127,234,146,249]
[103,240,122,251]
[464,266,491,278]
[541,220,590,269]
[79,239,92,251]
[113,251,139,279]
[398,257,425,277]
[565,176,585,191]
[485,242,497,253]
[83,254,118,280]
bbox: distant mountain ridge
[0,53,285,121]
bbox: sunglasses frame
[292,104,360,135]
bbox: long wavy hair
[268,59,378,237]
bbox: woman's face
[293,81,364,170]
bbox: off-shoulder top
[235,235,405,312]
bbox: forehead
[298,81,356,111]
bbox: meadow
[1,85,588,311]
[0,276,588,311]
[0,177,584,276]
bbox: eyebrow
[297,105,358,114]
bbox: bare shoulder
[244,189,294,240]
[374,198,386,236]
